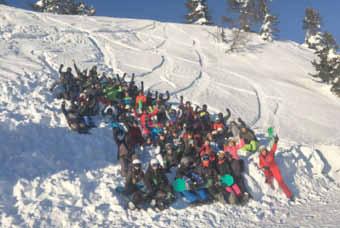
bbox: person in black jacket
[124,159,145,210]
[238,118,258,152]
[193,154,219,201]
[59,64,79,100]
[144,159,174,210]
[215,151,249,204]
[61,101,88,134]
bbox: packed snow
[0,5,340,227]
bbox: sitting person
[124,159,146,210]
[144,159,175,210]
[175,157,210,205]
[61,101,88,134]
[215,151,249,205]
[238,118,258,152]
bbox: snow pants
[264,165,292,199]
[125,184,144,205]
[181,189,208,204]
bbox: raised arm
[180,95,184,105]
[61,101,67,115]
[162,91,170,102]
[59,64,64,74]
[121,73,127,83]
[269,135,279,156]
[72,60,82,77]
[140,81,144,93]
[129,73,135,87]
[224,108,231,123]
[116,74,121,84]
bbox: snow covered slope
[0,5,340,227]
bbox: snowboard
[172,172,204,193]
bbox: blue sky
[5,0,340,44]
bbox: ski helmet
[132,159,142,170]
[150,158,160,168]
[180,156,193,167]
[132,159,141,165]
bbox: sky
[4,0,340,44]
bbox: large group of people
[51,60,294,211]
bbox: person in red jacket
[134,107,158,136]
[199,139,215,162]
[259,135,294,200]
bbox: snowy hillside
[1,5,340,227]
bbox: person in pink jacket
[223,138,245,160]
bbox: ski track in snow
[1,5,340,227]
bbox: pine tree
[331,73,340,97]
[226,0,263,32]
[311,32,339,84]
[220,27,228,43]
[186,0,212,25]
[33,0,95,16]
[227,28,250,52]
[303,8,322,48]
[222,0,263,52]
[259,0,279,41]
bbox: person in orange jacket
[259,135,294,200]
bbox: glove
[274,135,279,143]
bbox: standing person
[118,137,133,178]
[258,136,294,200]
[126,120,144,154]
